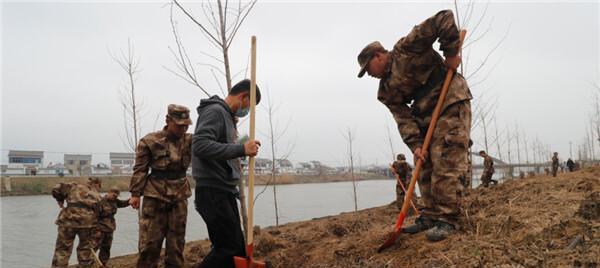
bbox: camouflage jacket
[97,196,130,232]
[129,127,192,202]
[378,10,472,152]
[52,182,101,228]
[552,156,559,167]
[483,155,494,173]
[392,160,411,184]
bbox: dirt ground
[104,167,599,268]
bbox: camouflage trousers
[418,100,471,227]
[93,230,113,266]
[480,169,496,187]
[137,196,188,268]
[552,166,558,177]
[51,226,94,268]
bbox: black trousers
[195,187,246,268]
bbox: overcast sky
[1,1,599,167]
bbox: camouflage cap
[167,104,193,126]
[108,187,120,196]
[397,154,406,160]
[357,41,385,78]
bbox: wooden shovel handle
[247,36,257,247]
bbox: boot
[425,221,455,242]
[401,216,434,234]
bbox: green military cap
[108,187,120,196]
[357,41,386,78]
[88,177,102,184]
[167,104,193,126]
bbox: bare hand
[129,196,140,210]
[444,55,461,70]
[244,140,261,157]
[413,147,428,164]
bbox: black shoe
[425,221,455,242]
[401,216,435,234]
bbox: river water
[1,179,400,268]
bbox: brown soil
[103,167,600,268]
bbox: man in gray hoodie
[192,79,261,268]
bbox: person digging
[358,10,471,242]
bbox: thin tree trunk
[269,105,280,227]
[515,124,521,164]
[347,130,358,212]
[386,125,396,162]
[523,132,529,164]
[128,62,138,146]
[494,118,502,161]
[217,0,232,91]
[482,114,489,153]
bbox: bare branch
[173,0,221,45]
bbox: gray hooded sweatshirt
[192,96,246,193]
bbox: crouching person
[129,104,193,268]
[51,177,102,268]
[94,187,130,266]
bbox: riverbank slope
[0,173,388,196]
[93,167,599,267]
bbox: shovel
[388,164,420,216]
[378,29,467,253]
[90,248,104,268]
[234,36,266,268]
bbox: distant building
[275,159,294,173]
[255,158,272,174]
[92,163,112,175]
[64,154,92,176]
[38,163,66,176]
[110,152,134,167]
[8,150,44,175]
[110,152,135,175]
[0,164,26,176]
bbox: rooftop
[8,150,44,158]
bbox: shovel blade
[234,256,266,268]
[377,231,400,253]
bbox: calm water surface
[1,180,400,268]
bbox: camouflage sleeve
[129,139,151,197]
[400,10,460,57]
[51,183,71,203]
[390,103,424,152]
[116,198,130,208]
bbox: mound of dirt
[103,167,600,268]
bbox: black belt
[150,170,187,180]
[67,203,92,209]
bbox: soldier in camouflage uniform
[129,104,193,268]
[93,187,130,266]
[391,154,413,209]
[51,177,102,268]
[551,152,559,177]
[357,10,471,241]
[479,150,497,187]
